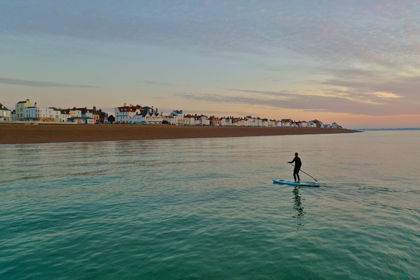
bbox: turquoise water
[1,131,419,279]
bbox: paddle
[288,163,319,182]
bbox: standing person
[288,153,302,183]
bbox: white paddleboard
[272,178,320,187]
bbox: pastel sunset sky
[1,0,419,128]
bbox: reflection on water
[293,187,304,228]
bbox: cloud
[182,86,419,116]
[227,88,293,99]
[2,1,419,63]
[144,80,173,86]
[322,68,420,101]
[371,91,400,99]
[0,77,97,88]
[1,1,420,123]
[228,87,400,105]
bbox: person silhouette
[288,152,302,183]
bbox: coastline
[0,123,358,144]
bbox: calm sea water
[1,131,419,279]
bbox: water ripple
[1,133,420,279]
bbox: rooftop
[17,99,30,104]
[0,103,9,110]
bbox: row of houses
[180,115,325,128]
[0,99,108,124]
[1,99,342,129]
[175,115,337,128]
[114,105,342,128]
[114,104,161,124]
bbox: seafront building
[3,99,108,124]
[115,105,142,123]
[112,104,340,128]
[169,110,184,125]
[0,99,342,128]
[16,99,32,120]
[59,109,70,122]
[115,105,163,124]
[24,106,39,120]
[0,103,11,121]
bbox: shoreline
[0,123,358,144]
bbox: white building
[16,99,32,120]
[169,110,184,125]
[262,119,269,127]
[231,118,240,127]
[60,110,70,122]
[115,105,141,123]
[49,108,62,122]
[38,107,50,120]
[220,118,232,126]
[20,106,62,122]
[310,120,323,128]
[235,119,246,127]
[200,116,210,126]
[68,117,95,124]
[129,114,145,124]
[70,109,82,118]
[308,121,318,128]
[269,120,276,127]
[183,115,196,126]
[0,103,11,121]
[246,117,257,127]
[331,122,341,129]
[281,119,293,127]
[143,114,164,125]
[299,121,308,128]
[169,116,177,125]
[38,107,56,122]
[24,106,39,120]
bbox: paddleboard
[272,178,320,187]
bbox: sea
[1,131,419,279]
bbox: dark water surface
[1,131,419,279]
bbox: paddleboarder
[288,152,302,183]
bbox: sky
[1,0,419,128]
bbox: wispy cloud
[322,67,420,100]
[2,1,419,63]
[227,88,400,105]
[182,86,419,116]
[0,77,97,88]
[370,91,400,99]
[227,88,293,99]
[144,80,173,86]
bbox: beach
[0,123,356,144]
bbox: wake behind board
[272,178,320,187]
